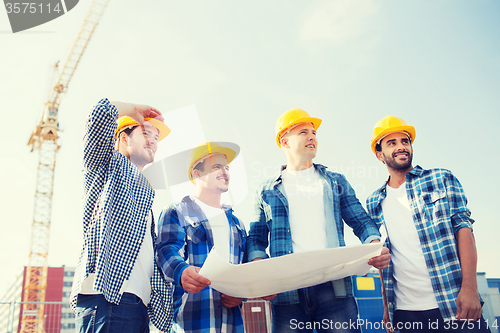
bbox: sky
[1,0,499,297]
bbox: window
[61,323,75,329]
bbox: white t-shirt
[80,212,154,306]
[282,166,328,254]
[382,183,439,311]
[194,198,231,262]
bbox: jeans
[272,282,361,333]
[75,293,150,333]
[393,309,491,333]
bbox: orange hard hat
[371,116,416,154]
[275,108,322,147]
[115,116,171,142]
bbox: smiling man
[246,108,390,333]
[156,142,247,333]
[367,116,489,333]
[70,99,173,333]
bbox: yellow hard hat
[188,142,237,183]
[115,116,171,142]
[371,115,416,154]
[275,108,322,147]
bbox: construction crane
[22,1,110,332]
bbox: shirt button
[289,251,291,254]
[287,230,290,233]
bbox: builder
[156,142,247,333]
[367,115,489,333]
[246,108,391,333]
[70,99,173,333]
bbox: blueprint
[199,233,385,298]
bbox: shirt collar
[380,164,424,194]
[183,195,232,213]
[273,163,327,186]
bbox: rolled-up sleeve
[83,98,117,171]
[444,171,474,233]
[155,206,190,287]
[338,174,380,243]
[246,188,270,261]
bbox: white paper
[199,233,386,298]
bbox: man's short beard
[217,186,229,193]
[384,152,413,171]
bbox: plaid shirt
[70,99,173,331]
[156,195,246,333]
[246,164,380,305]
[366,165,475,323]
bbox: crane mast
[22,1,110,332]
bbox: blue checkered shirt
[366,165,475,323]
[246,164,380,305]
[70,99,173,331]
[156,196,247,333]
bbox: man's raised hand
[112,101,164,123]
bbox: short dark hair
[193,159,205,173]
[124,127,135,137]
[375,142,382,152]
[115,127,136,150]
[118,127,135,141]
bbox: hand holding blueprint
[199,230,386,298]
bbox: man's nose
[395,141,407,151]
[147,136,157,147]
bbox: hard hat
[188,142,237,183]
[275,108,322,147]
[371,116,416,154]
[115,116,171,142]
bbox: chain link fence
[0,301,72,333]
[0,301,163,333]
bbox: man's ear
[280,136,288,148]
[376,151,385,164]
[119,131,129,146]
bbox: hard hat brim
[371,125,416,154]
[276,117,322,147]
[147,118,171,142]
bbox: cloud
[299,0,377,43]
